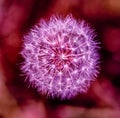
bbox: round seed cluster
[21,15,100,99]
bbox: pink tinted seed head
[21,15,100,99]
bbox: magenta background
[0,0,120,118]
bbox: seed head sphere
[21,15,100,99]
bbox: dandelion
[20,15,100,99]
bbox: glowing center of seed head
[60,53,67,60]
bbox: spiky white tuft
[20,15,100,99]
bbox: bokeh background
[0,0,120,118]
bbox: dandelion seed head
[20,15,100,99]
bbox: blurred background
[0,0,120,118]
